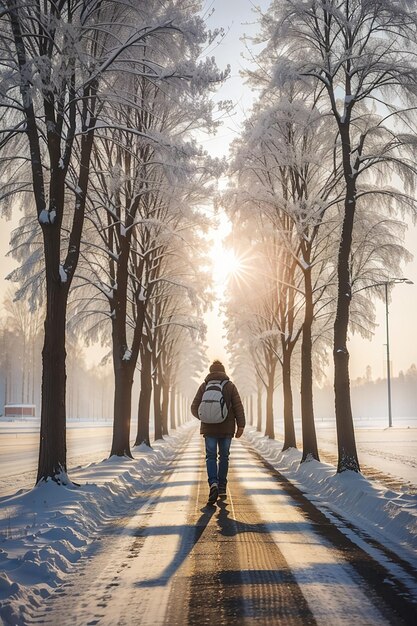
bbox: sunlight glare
[212,248,243,284]
[208,214,245,288]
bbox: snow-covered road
[20,429,416,626]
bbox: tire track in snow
[25,429,197,626]
[23,430,416,625]
[246,443,417,625]
[166,439,316,625]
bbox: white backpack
[198,380,229,424]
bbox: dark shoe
[218,485,227,496]
[208,483,218,504]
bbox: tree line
[0,291,114,420]
[224,0,417,472]
[2,1,417,484]
[0,0,227,485]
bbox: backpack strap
[205,379,229,389]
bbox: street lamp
[382,278,413,428]
[355,277,413,427]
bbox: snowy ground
[275,418,417,491]
[314,424,417,487]
[2,418,416,496]
[0,428,190,625]
[0,421,113,498]
[0,422,416,625]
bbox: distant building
[3,404,36,418]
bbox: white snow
[122,349,132,361]
[245,427,417,579]
[0,420,115,499]
[0,422,416,624]
[59,264,67,283]
[0,426,193,625]
[298,257,311,271]
[313,423,417,486]
[138,285,146,301]
[38,209,56,225]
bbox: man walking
[191,360,245,504]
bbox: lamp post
[355,277,413,428]
[382,278,413,427]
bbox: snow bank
[0,426,192,626]
[245,428,417,565]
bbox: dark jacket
[190,371,245,437]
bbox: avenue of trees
[1,0,417,484]
[225,0,417,472]
[0,0,226,485]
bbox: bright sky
[1,0,416,383]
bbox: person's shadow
[215,496,265,537]
[135,504,216,587]
[135,492,274,589]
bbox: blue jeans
[204,436,232,487]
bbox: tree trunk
[282,349,297,450]
[333,127,360,472]
[176,392,182,426]
[170,386,176,430]
[249,394,254,427]
[110,359,134,457]
[301,266,319,462]
[21,334,25,404]
[37,283,68,483]
[264,367,275,439]
[256,378,262,432]
[153,381,163,440]
[135,346,152,447]
[31,336,35,406]
[161,382,169,436]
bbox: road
[26,430,417,626]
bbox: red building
[3,404,36,418]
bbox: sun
[211,246,248,288]
[219,249,242,277]
[207,213,251,289]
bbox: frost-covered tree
[75,136,217,454]
[0,309,42,410]
[1,0,226,476]
[2,289,43,405]
[142,223,209,442]
[1,0,205,483]
[67,14,224,456]
[258,0,417,471]
[229,72,310,449]
[229,85,343,458]
[224,234,283,439]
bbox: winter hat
[209,360,226,373]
